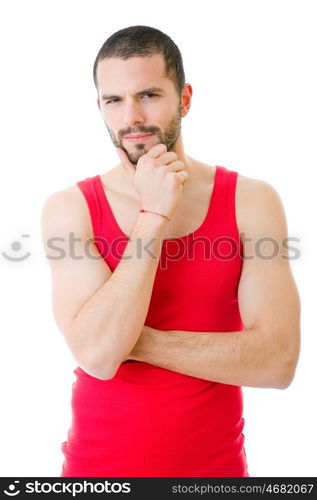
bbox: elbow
[90,351,124,380]
[87,346,131,380]
[273,372,294,390]
[95,372,116,381]
[66,325,120,381]
[271,352,300,390]
[268,326,301,390]
[275,363,297,390]
[67,324,130,380]
[82,362,117,381]
[88,355,119,380]
[76,350,119,381]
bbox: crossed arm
[122,180,301,389]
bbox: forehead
[96,53,173,93]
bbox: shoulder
[235,171,288,239]
[41,166,124,241]
[236,171,281,197]
[40,183,93,241]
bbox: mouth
[123,133,155,143]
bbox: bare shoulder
[236,171,282,198]
[41,165,122,241]
[41,183,93,240]
[235,171,288,237]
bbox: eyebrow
[101,87,164,101]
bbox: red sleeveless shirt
[60,165,249,477]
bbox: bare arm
[126,180,301,389]
[41,145,189,380]
[41,189,168,380]
[68,212,169,379]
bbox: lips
[124,133,154,142]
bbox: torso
[65,160,256,240]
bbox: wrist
[135,211,169,233]
[139,208,171,222]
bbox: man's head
[93,25,192,165]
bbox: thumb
[116,147,136,181]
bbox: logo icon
[3,481,20,496]
[2,235,31,262]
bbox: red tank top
[60,165,249,477]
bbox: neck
[171,136,195,176]
[169,136,200,191]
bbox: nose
[123,98,145,128]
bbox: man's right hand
[116,143,189,221]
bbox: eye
[105,98,119,105]
[105,93,158,105]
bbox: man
[41,25,301,477]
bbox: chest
[103,186,245,242]
[103,183,217,239]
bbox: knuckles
[139,157,157,169]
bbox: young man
[41,25,301,477]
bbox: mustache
[119,126,160,138]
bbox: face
[96,54,188,165]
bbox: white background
[0,0,316,477]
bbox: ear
[180,83,193,118]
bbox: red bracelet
[139,209,171,222]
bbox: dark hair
[93,25,185,96]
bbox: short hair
[93,25,185,96]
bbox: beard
[105,104,182,165]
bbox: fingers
[116,143,188,184]
[158,151,178,165]
[145,144,188,178]
[164,160,185,172]
[174,170,189,184]
[146,143,167,159]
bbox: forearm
[70,214,168,379]
[127,326,289,389]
